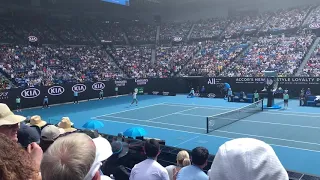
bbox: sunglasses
[1,123,19,129]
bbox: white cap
[209,138,289,180]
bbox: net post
[261,99,264,111]
[206,117,209,133]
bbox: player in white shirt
[187,88,195,98]
[131,91,138,106]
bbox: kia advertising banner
[2,77,320,110]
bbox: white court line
[100,115,206,130]
[92,117,320,153]
[176,113,320,129]
[148,107,198,121]
[173,136,200,147]
[165,102,320,117]
[216,130,320,146]
[94,115,320,146]
[241,120,320,130]
[92,103,166,119]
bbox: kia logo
[28,36,38,42]
[0,92,8,97]
[207,93,216,98]
[152,91,159,95]
[72,84,86,93]
[92,82,105,90]
[162,92,169,96]
[48,86,65,96]
[21,88,40,98]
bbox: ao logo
[21,88,40,98]
[72,84,86,93]
[207,78,216,85]
[92,82,105,90]
[48,86,65,96]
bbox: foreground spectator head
[176,150,191,167]
[191,147,209,168]
[57,117,77,132]
[0,103,25,142]
[18,122,40,148]
[0,133,40,180]
[144,139,161,158]
[40,125,65,152]
[176,147,209,180]
[130,139,169,180]
[28,115,47,128]
[41,133,112,180]
[208,138,289,180]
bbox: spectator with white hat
[41,133,113,180]
[208,138,289,180]
[0,103,26,142]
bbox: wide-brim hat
[111,141,129,158]
[58,117,76,132]
[0,103,25,126]
[28,115,47,127]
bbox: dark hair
[144,139,160,158]
[191,147,209,166]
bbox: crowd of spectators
[156,44,200,78]
[223,14,270,38]
[191,18,229,39]
[0,103,291,180]
[87,20,126,44]
[0,45,123,87]
[111,46,152,78]
[179,39,248,77]
[47,18,96,45]
[304,5,320,25]
[301,42,320,76]
[221,34,314,77]
[125,22,156,43]
[261,7,311,32]
[160,22,193,41]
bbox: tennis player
[187,88,195,98]
[131,90,138,106]
[283,90,289,109]
[223,83,231,100]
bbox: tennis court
[19,94,320,176]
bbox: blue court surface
[18,95,320,176]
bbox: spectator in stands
[0,133,42,180]
[57,117,77,133]
[176,147,209,180]
[28,115,47,129]
[40,125,65,152]
[101,141,130,180]
[18,122,41,148]
[208,138,289,180]
[129,139,170,180]
[0,103,25,142]
[41,133,113,180]
[165,150,191,180]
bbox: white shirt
[133,92,137,99]
[130,159,170,180]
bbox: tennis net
[206,99,264,133]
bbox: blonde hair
[176,150,191,167]
[41,133,96,180]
